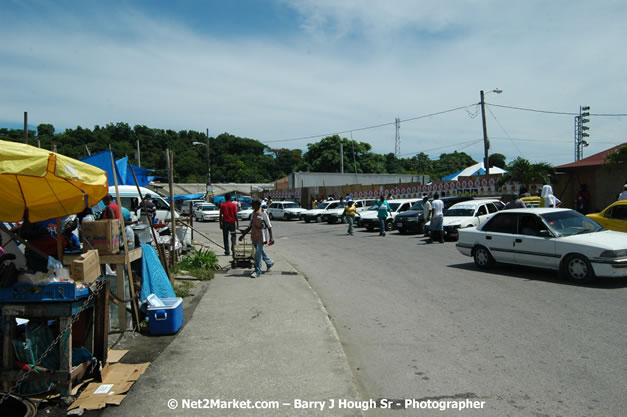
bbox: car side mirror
[538,229,552,238]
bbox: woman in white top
[541,185,561,208]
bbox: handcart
[230,227,255,269]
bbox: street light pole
[192,131,212,195]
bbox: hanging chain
[0,280,105,405]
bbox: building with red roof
[553,143,626,212]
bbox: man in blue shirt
[376,196,391,236]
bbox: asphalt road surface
[199,219,627,416]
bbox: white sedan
[456,208,627,283]
[194,203,220,222]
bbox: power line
[261,104,473,144]
[399,139,483,157]
[491,136,623,144]
[486,105,524,157]
[487,103,627,117]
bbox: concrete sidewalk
[102,238,362,416]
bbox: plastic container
[146,293,165,307]
[147,297,184,335]
[0,282,89,302]
[131,224,152,245]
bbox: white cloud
[0,1,625,166]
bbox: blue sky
[1,0,626,166]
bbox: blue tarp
[139,244,175,302]
[80,150,120,187]
[80,152,155,187]
[166,193,205,202]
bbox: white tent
[441,162,507,181]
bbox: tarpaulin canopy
[0,140,108,222]
[165,193,205,202]
[442,162,508,181]
[80,151,154,188]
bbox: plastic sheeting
[139,244,175,302]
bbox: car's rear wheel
[385,220,393,231]
[561,254,595,284]
[366,224,374,232]
[473,246,494,269]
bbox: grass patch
[172,247,219,281]
[173,280,194,298]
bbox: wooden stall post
[109,149,140,331]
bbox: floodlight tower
[574,106,590,161]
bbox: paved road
[193,218,626,416]
[258,219,627,417]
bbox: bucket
[0,394,37,417]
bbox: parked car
[394,196,473,234]
[108,185,178,222]
[427,199,503,240]
[326,199,377,224]
[194,203,220,222]
[237,205,253,221]
[586,200,627,233]
[302,200,339,223]
[180,199,206,216]
[359,198,419,231]
[267,201,306,220]
[455,208,627,283]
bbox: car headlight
[599,249,627,258]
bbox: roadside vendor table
[62,247,142,332]
[0,283,109,397]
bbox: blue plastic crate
[147,297,184,335]
[0,282,89,303]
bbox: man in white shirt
[428,193,444,243]
[422,195,432,231]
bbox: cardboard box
[71,250,101,282]
[68,362,150,411]
[82,219,120,254]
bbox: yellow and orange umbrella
[0,140,108,222]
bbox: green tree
[430,151,476,180]
[605,145,627,166]
[489,153,507,169]
[497,157,554,188]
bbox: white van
[108,186,179,222]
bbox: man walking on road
[376,196,391,236]
[343,200,357,235]
[240,199,274,278]
[428,193,444,243]
[219,193,238,256]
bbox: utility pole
[205,129,212,195]
[480,90,490,175]
[394,117,400,157]
[23,112,28,144]
[136,139,141,167]
[340,142,344,173]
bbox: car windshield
[283,203,299,209]
[316,202,331,209]
[444,208,474,216]
[410,201,425,210]
[199,205,217,211]
[540,210,603,236]
[389,203,401,211]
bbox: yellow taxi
[586,200,627,233]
